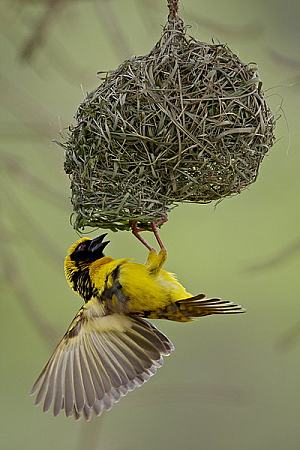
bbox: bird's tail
[146,294,245,322]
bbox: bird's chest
[73,268,98,301]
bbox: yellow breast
[88,256,192,314]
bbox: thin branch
[276,320,300,352]
[0,226,58,347]
[1,152,67,210]
[1,180,62,265]
[0,129,51,141]
[77,418,105,450]
[95,0,132,59]
[269,49,300,71]
[185,11,262,39]
[129,381,250,407]
[20,0,68,61]
[245,238,300,273]
[41,38,90,87]
[0,73,59,138]
[134,0,160,35]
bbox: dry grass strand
[64,17,275,231]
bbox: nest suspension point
[63,0,275,232]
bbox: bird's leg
[130,215,168,272]
[147,218,168,272]
[151,221,166,251]
[129,220,155,252]
[151,214,168,252]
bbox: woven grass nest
[64,13,275,232]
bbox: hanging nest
[63,10,275,232]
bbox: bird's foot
[129,214,168,252]
[129,220,155,252]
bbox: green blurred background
[1,0,300,449]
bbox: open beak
[88,234,110,256]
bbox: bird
[31,229,245,421]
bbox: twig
[77,418,105,450]
[1,180,62,265]
[0,226,57,347]
[245,238,300,272]
[269,49,300,70]
[185,11,262,39]
[276,320,300,352]
[20,0,67,61]
[42,38,89,87]
[95,0,132,59]
[1,152,66,210]
[134,0,160,35]
[0,73,58,138]
[167,0,179,20]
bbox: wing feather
[92,333,124,389]
[109,333,153,374]
[72,347,85,413]
[98,333,137,382]
[64,351,74,417]
[53,349,66,415]
[33,350,58,406]
[94,336,130,388]
[133,318,175,354]
[87,334,112,394]
[78,345,96,408]
[43,366,56,412]
[83,335,107,398]
[32,299,174,420]
[73,406,80,420]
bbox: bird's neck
[66,256,114,302]
[69,266,96,302]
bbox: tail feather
[141,294,245,322]
[176,293,246,318]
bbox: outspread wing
[31,298,174,420]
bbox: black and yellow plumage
[32,234,245,420]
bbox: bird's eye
[77,243,87,252]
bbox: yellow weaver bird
[32,230,245,420]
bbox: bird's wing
[31,298,174,420]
